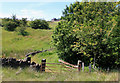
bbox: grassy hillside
[2,21,58,58]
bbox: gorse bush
[29,19,49,29]
[52,1,120,69]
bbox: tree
[52,1,120,69]
[2,15,20,31]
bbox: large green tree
[52,1,120,69]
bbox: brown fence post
[78,60,82,72]
[41,59,46,72]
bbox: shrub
[4,21,18,31]
[20,18,27,27]
[2,15,27,31]
[29,19,49,29]
[16,26,29,36]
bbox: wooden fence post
[82,62,84,72]
[41,59,46,72]
[78,60,82,72]
[89,63,91,72]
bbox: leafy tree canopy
[52,1,120,69]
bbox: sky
[0,0,119,21]
[0,2,75,21]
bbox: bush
[4,21,18,31]
[29,19,49,29]
[2,15,27,31]
[20,18,27,27]
[16,26,29,36]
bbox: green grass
[2,21,59,58]
[2,67,118,81]
[31,51,59,63]
[2,27,53,58]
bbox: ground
[1,21,119,81]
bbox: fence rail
[40,59,86,73]
[58,59,77,68]
[1,57,98,73]
[41,59,99,73]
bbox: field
[1,21,119,81]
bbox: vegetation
[1,1,119,81]
[20,18,27,27]
[2,15,49,36]
[1,18,119,81]
[2,28,53,58]
[2,15,20,31]
[52,2,120,69]
[4,21,18,31]
[15,26,29,36]
[2,67,118,81]
[29,19,49,29]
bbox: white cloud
[20,9,44,15]
[18,9,45,20]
